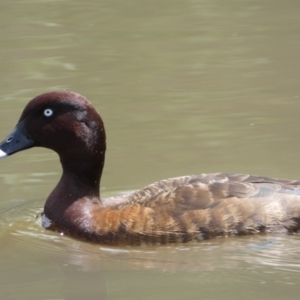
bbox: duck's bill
[0,121,35,158]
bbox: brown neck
[60,149,105,188]
[44,149,105,222]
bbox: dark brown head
[0,91,106,184]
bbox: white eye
[44,108,53,117]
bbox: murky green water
[0,0,300,299]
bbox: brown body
[1,91,300,245]
[45,172,300,244]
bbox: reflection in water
[61,255,108,300]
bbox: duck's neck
[44,150,105,224]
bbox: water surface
[0,0,300,299]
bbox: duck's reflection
[61,262,107,300]
[56,241,108,300]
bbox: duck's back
[100,173,300,243]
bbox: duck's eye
[43,108,53,117]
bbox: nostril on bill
[6,136,13,143]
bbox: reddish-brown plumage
[1,91,300,245]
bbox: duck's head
[0,91,106,180]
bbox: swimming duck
[1,91,300,245]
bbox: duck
[1,91,300,245]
